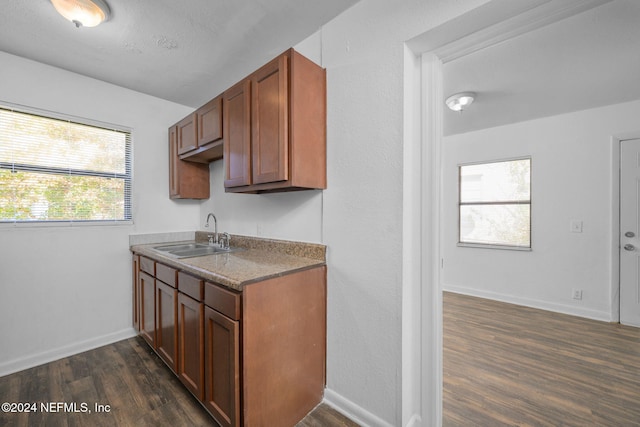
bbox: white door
[620,138,640,326]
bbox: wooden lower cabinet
[177,292,204,400]
[156,281,178,372]
[133,253,326,427]
[204,306,240,427]
[132,255,140,331]
[139,271,156,347]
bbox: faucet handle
[220,232,231,249]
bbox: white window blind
[0,106,132,223]
[459,158,531,248]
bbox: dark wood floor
[8,293,633,426]
[0,336,358,427]
[443,291,640,426]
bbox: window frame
[0,102,133,227]
[457,156,532,251]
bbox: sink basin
[152,242,243,259]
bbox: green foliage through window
[0,106,132,223]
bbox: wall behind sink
[0,51,196,375]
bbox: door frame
[403,1,618,425]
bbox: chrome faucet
[205,213,218,246]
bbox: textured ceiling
[0,0,359,108]
[443,0,640,135]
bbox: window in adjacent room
[0,105,132,224]
[458,157,531,249]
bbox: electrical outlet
[570,220,583,233]
[572,289,583,300]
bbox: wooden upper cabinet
[180,96,224,164]
[224,48,326,193]
[169,124,210,199]
[251,54,288,185]
[197,96,223,147]
[223,79,252,188]
[177,113,198,155]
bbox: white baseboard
[443,284,613,322]
[0,328,138,377]
[323,388,395,427]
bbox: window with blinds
[0,106,132,223]
[459,158,531,249]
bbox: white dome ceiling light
[445,92,476,112]
[50,0,111,28]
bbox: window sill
[0,220,133,229]
[457,242,531,251]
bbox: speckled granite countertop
[130,232,326,291]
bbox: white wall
[0,51,196,375]
[443,99,640,321]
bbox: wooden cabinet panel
[178,271,204,301]
[223,79,252,188]
[197,97,223,147]
[156,263,177,288]
[169,125,210,200]
[251,54,288,185]
[204,306,240,427]
[177,113,198,155]
[139,256,155,276]
[156,281,178,372]
[139,270,156,347]
[178,292,204,400]
[242,266,326,426]
[132,254,140,331]
[204,282,241,321]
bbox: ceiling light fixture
[445,92,476,112]
[50,0,111,28]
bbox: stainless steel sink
[152,242,243,258]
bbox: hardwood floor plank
[0,336,357,427]
[443,291,640,426]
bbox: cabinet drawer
[140,256,155,276]
[178,272,204,301]
[156,263,177,288]
[205,282,241,320]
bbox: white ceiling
[0,0,359,108]
[443,0,640,135]
[1,1,637,135]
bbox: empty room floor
[443,291,640,426]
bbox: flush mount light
[445,92,476,112]
[50,0,111,28]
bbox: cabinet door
[156,281,178,372]
[169,126,179,198]
[132,254,140,331]
[197,96,223,146]
[204,306,240,427]
[177,113,198,155]
[177,293,204,400]
[251,54,288,185]
[139,271,156,347]
[224,79,252,188]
